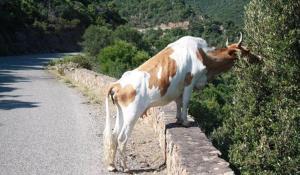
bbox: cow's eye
[228,50,236,56]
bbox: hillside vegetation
[185,0,250,24]
[0,0,248,56]
[113,0,248,27]
[3,0,299,174]
[113,0,195,28]
[0,0,125,55]
[211,1,300,173]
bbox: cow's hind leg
[103,126,118,172]
[117,107,142,172]
[117,124,132,172]
[108,105,123,171]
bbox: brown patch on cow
[138,47,177,96]
[108,83,136,107]
[196,49,204,61]
[184,72,193,86]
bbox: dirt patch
[136,21,189,33]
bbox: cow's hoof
[182,120,192,127]
[107,165,116,172]
[120,166,129,173]
[123,168,130,173]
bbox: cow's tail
[103,85,117,171]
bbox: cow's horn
[226,38,229,47]
[238,32,243,46]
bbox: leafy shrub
[49,55,92,70]
[211,0,300,174]
[97,40,149,77]
[65,55,92,69]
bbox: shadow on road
[0,100,39,110]
[0,53,64,110]
[0,53,67,70]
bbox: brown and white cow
[103,33,259,172]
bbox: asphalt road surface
[0,54,114,175]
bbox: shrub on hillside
[49,55,92,70]
[211,0,300,174]
[65,55,92,70]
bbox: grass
[47,68,102,105]
[48,54,93,70]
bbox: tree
[211,0,300,174]
[81,25,113,56]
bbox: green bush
[49,55,92,70]
[65,55,92,69]
[211,0,300,174]
[97,40,149,77]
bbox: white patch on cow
[118,70,145,90]
[157,66,162,79]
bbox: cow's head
[225,32,261,63]
[202,33,261,79]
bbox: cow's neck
[199,48,235,81]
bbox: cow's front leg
[181,86,193,127]
[175,95,183,123]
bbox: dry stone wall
[62,68,234,175]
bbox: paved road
[0,54,111,175]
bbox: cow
[103,33,259,172]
